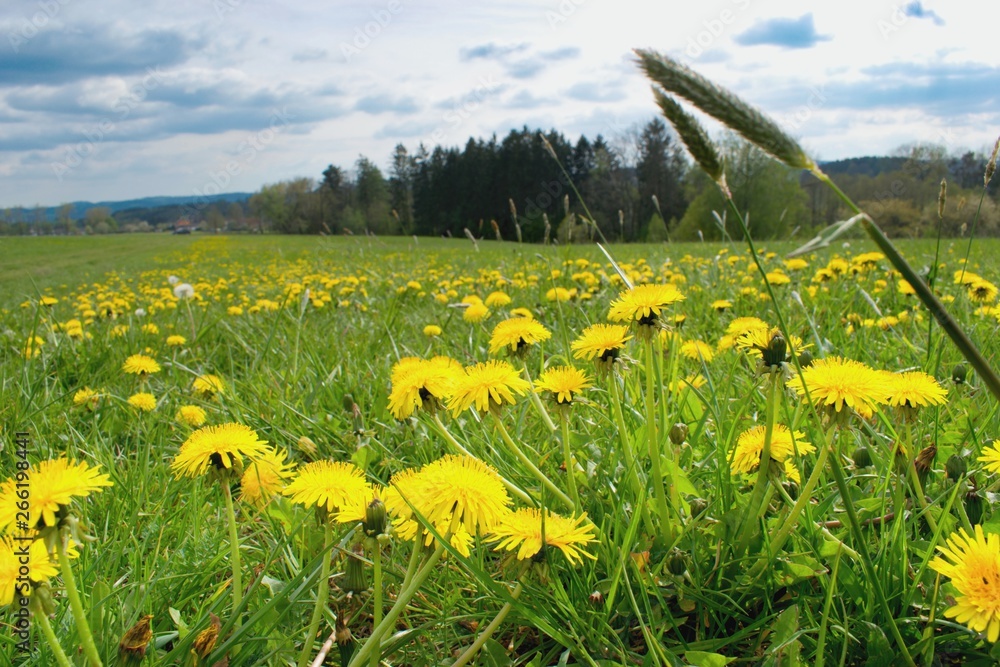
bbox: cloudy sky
[1,0,997,208]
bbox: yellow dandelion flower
[387,357,460,420]
[127,392,157,412]
[535,365,592,404]
[240,448,295,507]
[977,441,1000,474]
[73,387,100,409]
[282,461,369,513]
[930,526,1000,642]
[491,508,596,565]
[23,336,44,359]
[193,374,225,397]
[227,306,243,316]
[334,484,384,525]
[968,279,999,303]
[711,299,732,312]
[510,307,534,319]
[175,405,207,427]
[463,302,490,323]
[607,284,685,326]
[786,356,887,420]
[885,371,947,410]
[423,324,442,337]
[406,455,511,535]
[0,458,113,531]
[484,291,512,307]
[488,318,552,355]
[731,424,814,476]
[122,354,160,376]
[447,360,530,416]
[0,537,59,606]
[166,335,187,347]
[680,340,714,363]
[171,423,270,478]
[571,324,632,362]
[141,323,159,335]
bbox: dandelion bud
[689,498,708,517]
[762,332,787,369]
[192,613,220,659]
[914,444,936,487]
[952,363,968,384]
[118,614,153,664]
[364,498,387,537]
[297,435,317,457]
[946,453,968,481]
[965,489,986,525]
[342,394,356,412]
[669,422,689,446]
[588,590,604,606]
[342,548,368,595]
[852,446,873,469]
[337,618,356,665]
[797,350,814,368]
[667,550,687,576]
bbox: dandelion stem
[828,450,916,667]
[451,577,526,667]
[297,521,334,667]
[759,426,836,566]
[400,526,424,592]
[57,531,103,667]
[221,481,243,620]
[494,417,574,511]
[523,361,557,433]
[560,414,581,509]
[644,337,673,545]
[735,373,779,556]
[430,413,533,505]
[369,540,383,667]
[609,375,656,538]
[349,541,446,667]
[32,599,72,667]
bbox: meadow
[2,230,1000,666]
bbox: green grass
[2,232,1000,666]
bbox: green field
[3,233,1000,666]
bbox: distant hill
[34,193,253,221]
[816,156,910,177]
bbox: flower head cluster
[171,423,269,478]
[0,458,113,531]
[731,424,814,477]
[488,318,551,356]
[490,508,596,565]
[607,284,685,332]
[446,360,530,417]
[282,460,369,514]
[930,526,1000,642]
[571,324,632,372]
[535,365,591,405]
[122,354,160,377]
[787,356,887,422]
[387,356,461,420]
[240,448,295,507]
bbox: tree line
[2,120,998,240]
